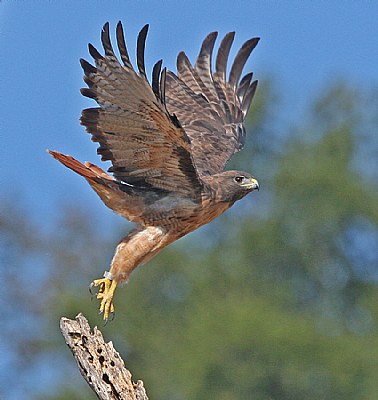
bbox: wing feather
[194,32,219,103]
[229,37,259,89]
[177,52,203,96]
[237,72,253,103]
[165,31,259,175]
[101,22,116,58]
[136,24,149,80]
[80,22,202,198]
[215,32,234,82]
[241,79,258,118]
[152,59,163,100]
[116,22,133,70]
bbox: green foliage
[2,82,377,399]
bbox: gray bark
[60,313,148,400]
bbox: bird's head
[206,170,259,204]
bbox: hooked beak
[241,178,259,191]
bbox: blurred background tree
[1,80,377,400]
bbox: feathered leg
[48,150,172,320]
[91,226,170,320]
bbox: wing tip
[116,20,124,39]
[228,35,260,89]
[215,31,235,79]
[80,58,96,74]
[241,79,258,117]
[136,24,150,78]
[152,59,163,100]
[101,22,114,55]
[80,87,96,99]
[88,43,103,60]
[102,21,110,31]
[196,31,218,68]
[205,31,218,42]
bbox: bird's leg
[90,227,170,321]
[90,271,117,321]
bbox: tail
[48,150,146,224]
[47,150,113,182]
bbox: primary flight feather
[49,22,260,320]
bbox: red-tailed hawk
[49,22,260,320]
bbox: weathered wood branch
[60,313,148,400]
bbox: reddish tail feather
[47,150,113,181]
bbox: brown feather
[80,23,202,198]
[228,37,259,89]
[165,31,259,176]
[49,23,261,293]
[116,21,133,70]
[215,32,235,83]
[136,24,149,80]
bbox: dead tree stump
[60,313,148,400]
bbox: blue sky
[1,2,377,398]
[1,1,377,225]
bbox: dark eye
[234,176,244,184]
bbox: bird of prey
[49,22,260,320]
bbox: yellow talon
[91,277,118,321]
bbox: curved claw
[90,277,118,321]
[89,282,96,298]
[104,311,115,326]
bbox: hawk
[49,22,260,320]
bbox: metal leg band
[103,270,113,280]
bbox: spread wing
[80,22,202,199]
[165,32,259,176]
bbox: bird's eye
[234,176,244,184]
